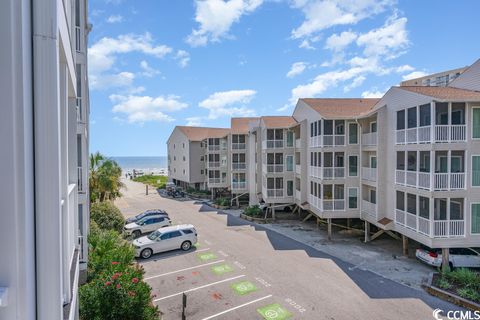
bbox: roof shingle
[177,126,230,141]
[398,86,480,101]
[300,98,380,119]
[230,117,260,134]
[261,116,297,128]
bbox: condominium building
[401,66,468,87]
[168,59,480,255]
[0,0,91,319]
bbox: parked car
[124,215,171,238]
[416,247,480,269]
[258,201,294,212]
[125,209,168,224]
[133,224,198,259]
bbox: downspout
[356,118,363,220]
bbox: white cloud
[287,62,307,78]
[140,60,160,77]
[344,75,366,92]
[291,0,394,40]
[186,0,263,47]
[110,94,188,123]
[90,72,135,90]
[106,15,123,23]
[185,116,205,126]
[199,89,257,119]
[175,50,190,68]
[395,64,414,73]
[402,70,428,81]
[361,89,385,98]
[325,31,357,51]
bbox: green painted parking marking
[231,281,257,295]
[197,252,217,261]
[211,264,233,275]
[257,303,292,320]
[193,243,200,248]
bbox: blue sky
[89,0,480,157]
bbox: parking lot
[116,178,461,319]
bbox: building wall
[449,59,480,91]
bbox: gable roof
[230,117,260,134]
[300,98,380,119]
[398,86,480,101]
[261,116,297,128]
[176,126,230,141]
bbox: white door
[158,232,175,252]
[168,231,184,250]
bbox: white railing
[309,195,321,210]
[406,128,417,144]
[406,171,417,187]
[208,145,220,151]
[232,181,247,190]
[418,172,430,189]
[208,161,220,168]
[362,167,377,182]
[232,143,246,150]
[434,173,465,190]
[396,129,406,144]
[405,212,417,230]
[208,178,221,184]
[334,168,345,178]
[335,135,345,146]
[395,209,406,225]
[435,125,466,142]
[362,200,376,217]
[310,166,321,178]
[395,170,406,185]
[362,132,377,146]
[450,172,465,189]
[267,189,284,198]
[323,200,345,211]
[77,167,83,192]
[323,135,333,146]
[309,136,322,147]
[295,165,301,175]
[323,135,345,146]
[434,220,465,237]
[323,167,344,179]
[295,139,301,148]
[418,126,431,143]
[232,163,246,170]
[418,216,430,236]
[267,164,284,173]
[266,140,284,148]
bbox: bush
[90,201,125,233]
[214,197,231,207]
[80,263,158,320]
[243,205,264,217]
[457,288,480,302]
[437,268,480,303]
[133,175,168,189]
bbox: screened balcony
[266,153,284,173]
[231,134,246,150]
[309,119,346,147]
[323,152,345,179]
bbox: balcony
[208,145,220,152]
[77,167,84,192]
[362,200,376,218]
[323,167,345,179]
[232,163,246,170]
[395,209,465,237]
[309,194,321,210]
[208,177,226,185]
[395,170,465,191]
[310,166,321,178]
[362,167,377,182]
[232,143,246,150]
[266,164,284,173]
[362,132,377,146]
[267,189,284,198]
[323,135,345,147]
[232,181,247,190]
[323,199,345,211]
[264,140,284,149]
[396,125,466,144]
[207,161,220,168]
[295,164,301,175]
[309,136,321,148]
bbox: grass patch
[243,205,264,218]
[133,175,168,189]
[434,268,480,303]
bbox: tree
[89,152,124,203]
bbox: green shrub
[445,268,480,290]
[80,263,159,320]
[90,201,125,233]
[457,288,480,302]
[436,277,452,290]
[214,197,231,207]
[87,229,135,282]
[133,175,168,189]
[243,205,264,217]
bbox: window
[450,199,464,220]
[348,123,358,144]
[473,108,480,139]
[182,229,193,234]
[201,170,204,175]
[396,151,405,170]
[396,191,405,211]
[286,155,293,171]
[286,131,294,147]
[348,156,358,176]
[436,102,448,125]
[183,156,185,161]
[473,156,480,186]
[348,188,358,209]
[310,123,314,137]
[419,196,429,219]
[370,156,377,169]
[451,103,465,125]
[370,122,377,133]
[397,110,405,130]
[267,177,283,189]
[287,180,293,196]
[335,120,345,135]
[370,190,376,204]
[419,151,430,173]
[183,169,185,174]
[419,104,431,127]
[472,203,480,234]
[174,156,176,161]
[407,151,416,171]
[407,193,416,214]
[407,107,417,128]
[324,120,333,135]
[200,156,204,161]
[183,143,185,148]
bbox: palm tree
[89,152,125,203]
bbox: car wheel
[141,248,153,259]
[181,241,192,251]
[132,230,141,238]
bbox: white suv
[416,247,480,269]
[124,215,171,238]
[133,224,198,259]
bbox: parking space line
[153,275,246,302]
[200,295,273,320]
[196,248,211,253]
[144,260,225,280]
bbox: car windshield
[147,230,162,240]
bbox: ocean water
[111,156,167,172]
